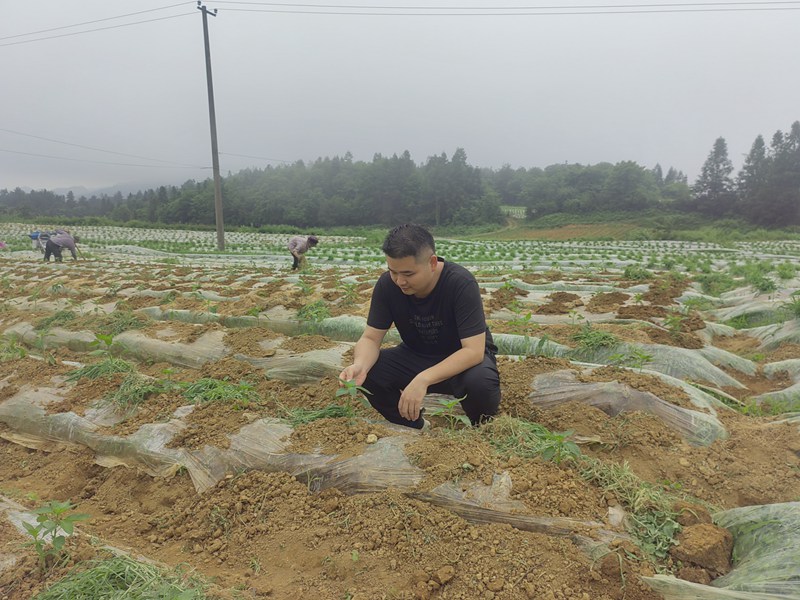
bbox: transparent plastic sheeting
[566,342,746,389]
[0,394,623,549]
[746,321,800,351]
[645,502,800,599]
[121,307,789,392]
[529,369,728,446]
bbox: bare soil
[1,256,799,600]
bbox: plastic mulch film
[573,363,730,414]
[644,575,798,600]
[568,343,746,389]
[114,329,228,368]
[713,502,800,595]
[235,346,350,385]
[697,347,759,377]
[492,332,571,357]
[746,321,800,351]
[139,308,393,345]
[409,472,626,556]
[645,502,800,599]
[751,382,800,408]
[696,322,741,345]
[0,390,188,482]
[4,322,98,353]
[528,369,728,446]
[763,360,800,382]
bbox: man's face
[386,253,438,298]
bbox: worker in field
[44,230,80,262]
[287,234,319,270]
[339,223,501,429]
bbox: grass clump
[66,358,133,382]
[482,415,580,465]
[94,311,149,336]
[182,378,259,409]
[482,416,683,562]
[33,555,208,599]
[0,336,27,361]
[577,456,680,560]
[281,403,356,426]
[623,265,651,281]
[694,272,737,296]
[570,323,620,352]
[105,373,167,411]
[34,310,77,331]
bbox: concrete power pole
[197,1,225,251]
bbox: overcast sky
[2,0,798,193]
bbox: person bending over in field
[338,223,501,429]
[287,234,319,270]
[44,230,80,262]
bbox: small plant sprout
[428,395,471,429]
[22,500,90,572]
[336,378,371,410]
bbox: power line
[213,0,800,8]
[219,151,293,164]
[219,4,800,15]
[0,13,196,47]
[0,2,194,41]
[0,128,207,168]
[0,147,210,169]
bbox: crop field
[1,222,799,600]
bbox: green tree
[693,137,736,217]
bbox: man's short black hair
[382,223,435,260]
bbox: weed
[34,310,77,331]
[663,310,686,335]
[0,336,27,362]
[482,416,580,465]
[609,349,654,372]
[22,500,90,572]
[623,265,651,281]
[782,292,800,320]
[66,358,133,382]
[182,378,259,409]
[571,323,619,351]
[337,282,360,306]
[105,373,166,412]
[34,554,210,599]
[297,299,331,322]
[695,272,736,296]
[281,403,357,426]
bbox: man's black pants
[362,344,501,429]
[44,240,63,262]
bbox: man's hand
[339,364,367,387]
[398,375,429,421]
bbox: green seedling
[538,429,581,464]
[297,299,331,322]
[22,500,90,572]
[428,395,471,429]
[609,348,654,372]
[336,378,371,410]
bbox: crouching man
[339,223,501,429]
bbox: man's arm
[398,332,485,421]
[338,325,387,386]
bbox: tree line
[1,122,798,229]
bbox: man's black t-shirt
[367,258,495,358]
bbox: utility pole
[197,1,225,251]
